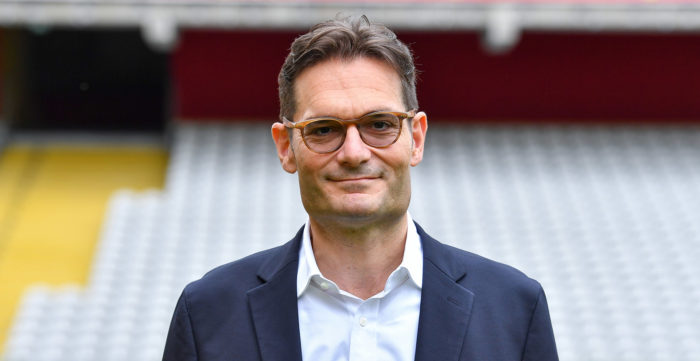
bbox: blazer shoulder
[183,241,293,302]
[450,244,541,291]
[421,237,558,361]
[418,223,543,300]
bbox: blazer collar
[246,223,475,361]
[247,226,305,361]
[414,223,475,361]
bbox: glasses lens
[358,112,402,147]
[303,119,345,153]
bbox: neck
[308,213,408,300]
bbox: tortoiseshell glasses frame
[282,110,417,154]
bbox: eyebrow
[305,109,390,120]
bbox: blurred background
[1,0,699,360]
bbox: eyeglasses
[283,110,416,154]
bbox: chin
[336,195,380,213]
[319,201,380,222]
[333,202,404,222]
[335,205,379,219]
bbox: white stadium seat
[4,122,700,361]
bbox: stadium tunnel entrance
[1,28,169,134]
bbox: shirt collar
[297,213,423,297]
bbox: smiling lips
[331,176,378,182]
[326,168,382,183]
[328,176,378,193]
[327,172,382,182]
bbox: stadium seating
[3,122,700,361]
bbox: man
[163,16,558,361]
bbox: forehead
[293,57,403,120]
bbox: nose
[336,125,371,166]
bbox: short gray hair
[278,15,418,121]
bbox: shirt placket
[348,297,380,361]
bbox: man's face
[272,57,427,226]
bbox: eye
[313,126,332,135]
[361,113,400,133]
[371,121,391,130]
[303,119,343,138]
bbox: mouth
[327,174,380,183]
[328,176,378,193]
[331,177,377,182]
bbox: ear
[409,111,428,167]
[271,122,298,174]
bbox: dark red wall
[173,30,700,122]
[173,30,297,121]
[407,32,700,122]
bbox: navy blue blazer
[163,223,558,361]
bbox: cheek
[296,162,317,185]
[382,151,413,194]
[391,142,415,171]
[295,157,327,193]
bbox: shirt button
[319,281,330,290]
[359,317,368,327]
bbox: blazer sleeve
[163,290,199,361]
[521,287,559,361]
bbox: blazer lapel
[247,227,304,361]
[414,224,475,361]
[244,223,475,361]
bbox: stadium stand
[3,121,699,361]
[0,140,167,357]
[2,1,700,360]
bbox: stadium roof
[2,0,700,30]
[2,1,699,51]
